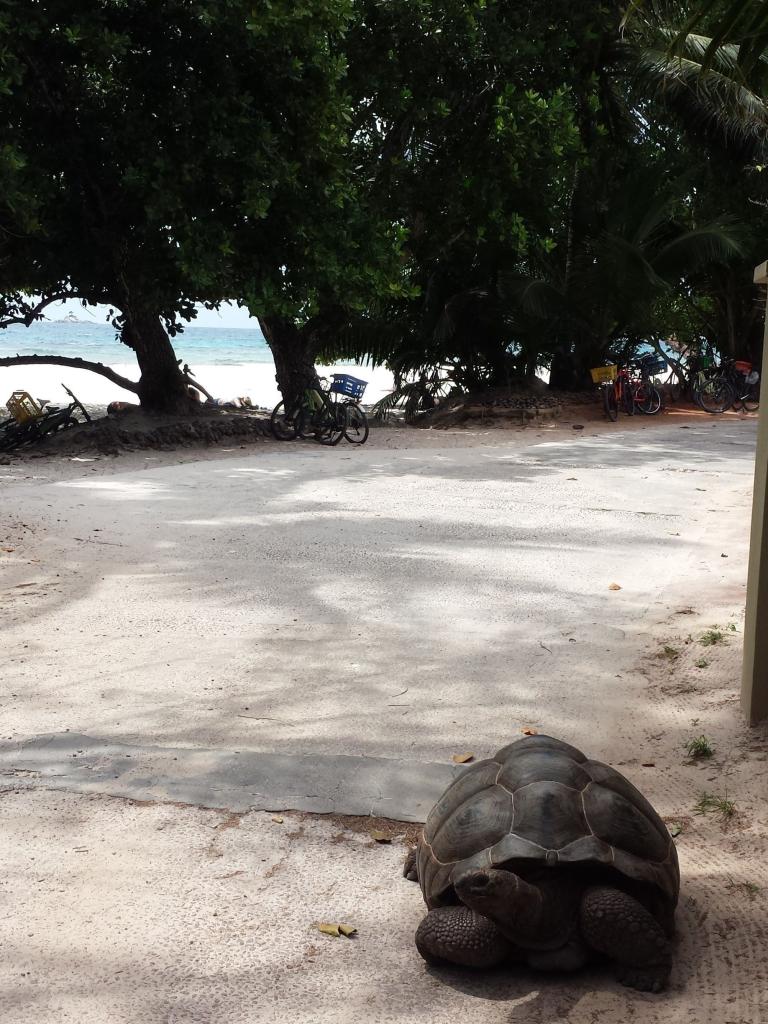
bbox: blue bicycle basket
[330,374,367,400]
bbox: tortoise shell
[417,735,679,910]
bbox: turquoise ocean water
[0,320,272,365]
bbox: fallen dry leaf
[369,829,391,843]
[521,727,539,736]
[318,922,357,938]
[452,752,474,764]
[608,583,622,591]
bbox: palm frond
[625,0,768,80]
[433,287,493,345]
[634,46,768,146]
[652,223,744,278]
[497,273,566,319]
[369,378,446,420]
[588,233,669,302]
[317,320,405,367]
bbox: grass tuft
[660,644,680,661]
[699,628,726,647]
[685,735,714,759]
[694,791,736,821]
[726,877,760,900]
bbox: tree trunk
[259,315,319,408]
[121,311,193,412]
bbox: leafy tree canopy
[0,0,401,408]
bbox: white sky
[47,299,258,330]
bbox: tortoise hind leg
[580,886,672,992]
[403,847,418,881]
[415,907,512,968]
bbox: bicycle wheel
[603,384,618,421]
[0,418,41,451]
[270,400,299,440]
[698,377,733,414]
[317,406,344,446]
[636,384,662,415]
[741,383,760,413]
[343,403,369,445]
[296,407,317,440]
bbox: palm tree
[627,18,768,149]
[626,1,768,144]
[625,1,768,81]
[498,165,743,387]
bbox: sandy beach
[1,360,396,412]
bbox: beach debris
[271,816,284,824]
[318,922,357,938]
[521,727,539,736]
[668,822,683,838]
[452,752,475,764]
[369,829,391,843]
[608,582,622,591]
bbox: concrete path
[0,731,458,820]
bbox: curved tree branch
[0,354,139,393]
[0,291,79,329]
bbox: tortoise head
[454,868,544,941]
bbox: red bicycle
[591,362,663,420]
[591,365,633,421]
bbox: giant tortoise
[405,735,679,991]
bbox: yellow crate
[589,365,617,384]
[6,391,44,424]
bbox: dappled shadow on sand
[2,418,757,770]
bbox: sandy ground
[1,410,767,1022]
[0,361,397,412]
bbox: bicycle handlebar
[60,383,91,423]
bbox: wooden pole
[742,261,768,722]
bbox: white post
[742,261,768,722]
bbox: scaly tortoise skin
[407,735,679,992]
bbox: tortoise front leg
[580,886,672,992]
[415,906,512,968]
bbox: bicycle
[694,358,760,414]
[270,374,369,445]
[0,384,91,452]
[591,364,634,421]
[629,354,664,415]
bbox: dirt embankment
[1,407,273,461]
